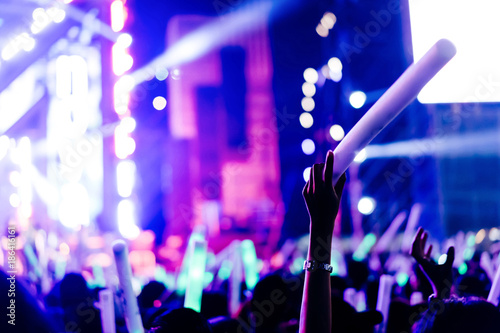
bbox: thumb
[445,246,455,268]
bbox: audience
[2,152,500,333]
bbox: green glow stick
[241,240,259,290]
[184,240,208,312]
[353,233,376,261]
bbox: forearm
[299,230,332,333]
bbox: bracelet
[303,260,333,273]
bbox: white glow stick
[112,240,144,333]
[99,289,116,333]
[229,240,242,316]
[375,275,394,333]
[401,203,423,253]
[373,211,407,253]
[332,39,456,183]
[487,263,500,306]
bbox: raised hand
[302,150,346,236]
[410,227,455,298]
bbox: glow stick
[24,244,42,278]
[184,240,208,312]
[99,289,116,333]
[375,275,394,333]
[229,240,242,316]
[352,233,377,261]
[241,239,259,290]
[112,240,144,333]
[401,203,423,253]
[93,263,106,288]
[332,39,456,183]
[344,288,357,308]
[373,211,407,253]
[410,291,423,306]
[487,263,500,306]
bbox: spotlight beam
[364,130,500,159]
[129,1,273,87]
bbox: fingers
[425,244,433,259]
[324,150,334,185]
[411,227,425,255]
[308,167,314,194]
[421,232,428,250]
[445,246,455,268]
[313,163,323,191]
[334,172,347,198]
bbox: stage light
[111,0,126,32]
[0,136,8,160]
[155,67,169,81]
[31,8,51,34]
[9,171,21,188]
[120,117,136,133]
[476,229,486,244]
[489,228,500,241]
[59,243,70,256]
[328,57,342,73]
[117,33,133,48]
[47,7,66,23]
[303,167,311,182]
[301,139,315,155]
[357,197,376,215]
[58,183,90,229]
[112,44,134,75]
[9,194,20,208]
[329,124,345,141]
[408,0,500,103]
[349,91,367,109]
[299,112,313,128]
[303,68,319,84]
[153,96,167,110]
[301,97,315,112]
[316,24,329,37]
[114,125,136,159]
[116,160,136,198]
[354,149,367,163]
[323,12,337,29]
[330,71,342,82]
[302,82,316,97]
[170,68,181,80]
[117,199,140,239]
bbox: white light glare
[357,197,376,215]
[354,149,367,163]
[301,97,315,112]
[116,160,136,197]
[349,91,367,109]
[153,96,167,110]
[118,199,140,239]
[328,57,342,73]
[301,139,315,155]
[303,68,319,84]
[299,112,314,129]
[329,124,345,141]
[117,33,133,48]
[302,82,316,97]
[303,167,311,182]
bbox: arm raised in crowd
[411,227,455,299]
[299,151,346,333]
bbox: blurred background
[1,0,500,285]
